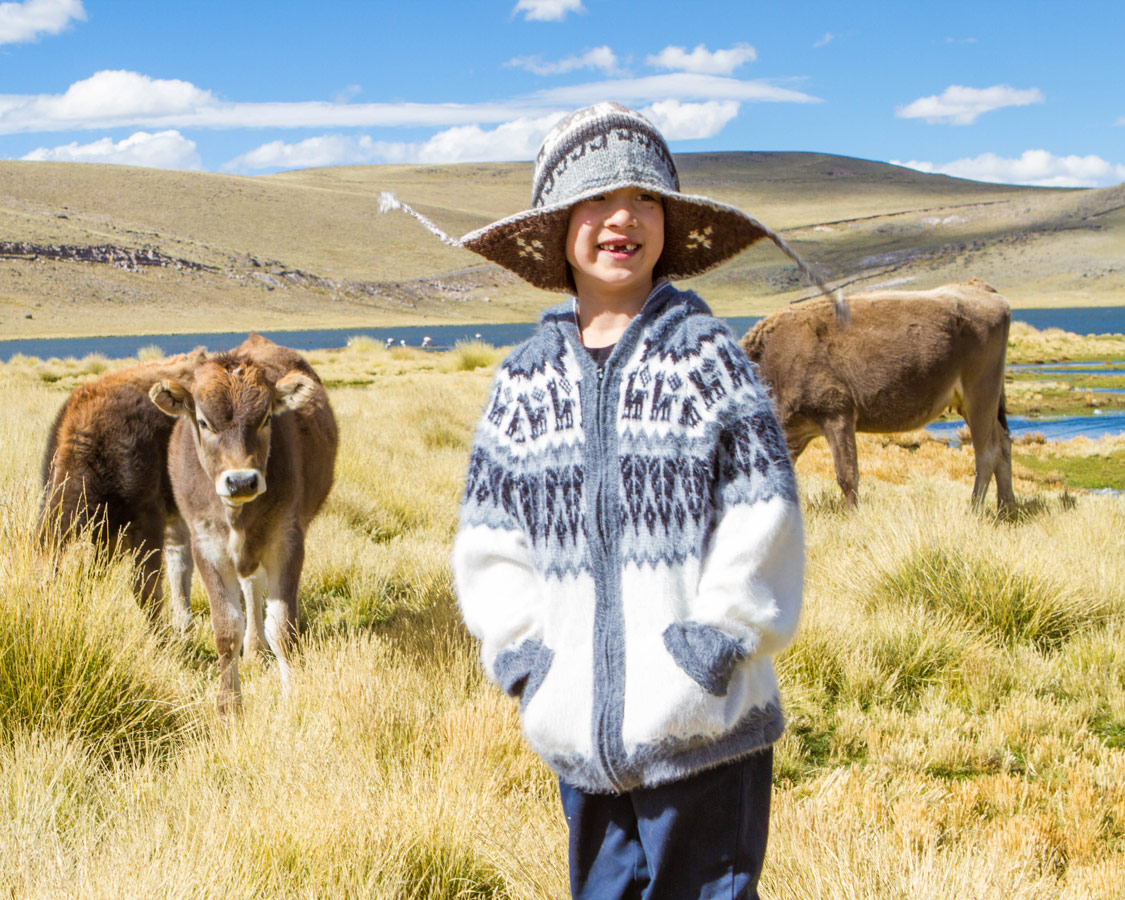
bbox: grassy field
[2,330,1124,899]
[2,154,1123,340]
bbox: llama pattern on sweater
[454,283,804,793]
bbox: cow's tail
[998,387,1010,436]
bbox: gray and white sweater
[452,283,804,794]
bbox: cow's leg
[963,400,1009,511]
[821,415,860,508]
[164,516,194,638]
[193,535,245,713]
[240,566,268,657]
[128,511,166,625]
[264,533,304,696]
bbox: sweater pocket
[494,639,555,707]
[662,621,746,697]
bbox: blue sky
[1,0,1122,187]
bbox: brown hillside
[1,155,1121,338]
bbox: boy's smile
[566,187,665,309]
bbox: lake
[4,307,1124,443]
[925,412,1125,443]
[2,307,1123,364]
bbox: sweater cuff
[662,622,749,697]
[493,639,554,706]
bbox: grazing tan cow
[151,334,337,710]
[741,279,1014,513]
[39,349,206,628]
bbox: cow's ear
[272,371,317,413]
[150,380,194,417]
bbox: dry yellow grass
[1,340,1123,898]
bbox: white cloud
[813,33,835,48]
[897,84,1044,125]
[536,72,818,107]
[640,100,740,140]
[224,100,746,173]
[646,43,756,76]
[0,69,819,137]
[20,130,201,169]
[513,0,584,21]
[892,150,1125,188]
[223,114,567,172]
[0,0,84,45]
[507,45,620,76]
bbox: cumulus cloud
[223,114,567,172]
[897,84,1044,125]
[640,100,740,140]
[813,33,835,48]
[892,150,1125,188]
[512,0,584,21]
[0,0,84,45]
[20,130,201,169]
[223,98,749,173]
[646,43,756,76]
[507,45,620,76]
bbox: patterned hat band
[378,102,844,321]
[531,106,680,208]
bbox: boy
[384,103,805,900]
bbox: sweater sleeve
[670,337,804,674]
[452,375,549,696]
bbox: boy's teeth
[600,243,638,251]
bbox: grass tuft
[872,545,1102,651]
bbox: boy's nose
[605,203,636,226]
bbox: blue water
[2,307,1122,364]
[926,413,1125,443]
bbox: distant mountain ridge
[1,153,1121,339]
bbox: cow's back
[40,351,205,538]
[743,281,1009,432]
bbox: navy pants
[559,747,772,900]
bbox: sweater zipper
[592,356,625,793]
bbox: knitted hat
[380,102,839,307]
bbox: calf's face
[151,360,317,508]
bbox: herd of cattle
[35,280,1013,709]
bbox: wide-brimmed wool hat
[379,102,839,307]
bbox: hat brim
[458,181,773,293]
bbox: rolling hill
[1,153,1122,339]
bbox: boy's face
[566,187,664,304]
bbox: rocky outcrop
[0,242,215,272]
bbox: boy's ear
[150,380,194,418]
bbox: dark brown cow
[741,279,1014,513]
[39,349,207,628]
[151,334,337,710]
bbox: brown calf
[151,334,337,710]
[39,349,206,629]
[741,279,1014,513]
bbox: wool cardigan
[452,283,804,794]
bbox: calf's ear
[272,371,318,413]
[150,380,194,417]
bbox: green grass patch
[1015,449,1125,491]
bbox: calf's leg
[240,567,268,657]
[264,534,304,696]
[821,415,860,508]
[164,516,194,638]
[128,510,166,624]
[193,538,246,713]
